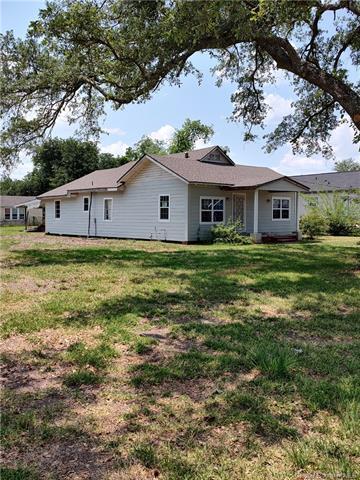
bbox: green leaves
[168,119,214,154]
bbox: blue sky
[1,0,358,179]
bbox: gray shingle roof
[38,146,308,199]
[148,151,283,187]
[291,171,360,192]
[38,162,136,198]
[0,195,36,207]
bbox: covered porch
[227,179,304,243]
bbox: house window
[19,208,25,220]
[83,196,89,212]
[159,195,170,221]
[104,198,112,221]
[54,200,61,219]
[272,197,290,220]
[4,208,10,220]
[11,208,18,220]
[200,197,224,223]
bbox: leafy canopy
[334,158,360,172]
[1,0,359,169]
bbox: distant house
[38,146,309,243]
[291,171,360,217]
[0,195,43,226]
[0,196,31,225]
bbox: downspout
[87,192,93,237]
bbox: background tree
[122,137,168,163]
[1,0,359,169]
[334,158,360,172]
[168,119,214,154]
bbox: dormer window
[200,148,234,165]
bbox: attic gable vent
[201,150,232,165]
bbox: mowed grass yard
[0,226,359,480]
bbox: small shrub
[211,221,252,244]
[300,210,327,239]
[287,441,313,469]
[250,342,297,379]
[133,337,156,354]
[322,192,359,235]
[63,370,102,387]
[66,342,117,369]
[303,191,360,237]
[132,443,157,468]
[0,467,39,480]
[340,400,360,435]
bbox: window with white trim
[54,200,61,219]
[19,208,25,220]
[4,208,10,220]
[11,208,18,220]
[272,197,290,220]
[83,196,89,212]
[200,197,224,223]
[159,195,170,221]
[104,198,112,221]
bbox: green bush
[66,342,117,369]
[300,210,328,239]
[302,191,360,237]
[249,342,297,379]
[211,221,252,244]
[63,370,102,387]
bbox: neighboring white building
[38,146,309,243]
[291,171,360,217]
[0,195,42,226]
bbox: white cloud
[100,140,129,156]
[3,151,33,180]
[274,122,359,176]
[277,152,328,175]
[264,93,293,122]
[330,123,359,161]
[149,124,175,144]
[103,127,126,136]
[194,138,209,150]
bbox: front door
[233,193,246,229]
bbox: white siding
[45,160,187,241]
[188,185,230,241]
[187,183,301,240]
[257,191,297,234]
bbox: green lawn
[1,227,359,480]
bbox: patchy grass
[0,226,359,479]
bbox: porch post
[295,191,302,240]
[252,189,261,243]
[253,189,259,234]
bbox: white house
[38,146,309,243]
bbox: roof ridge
[292,170,360,177]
